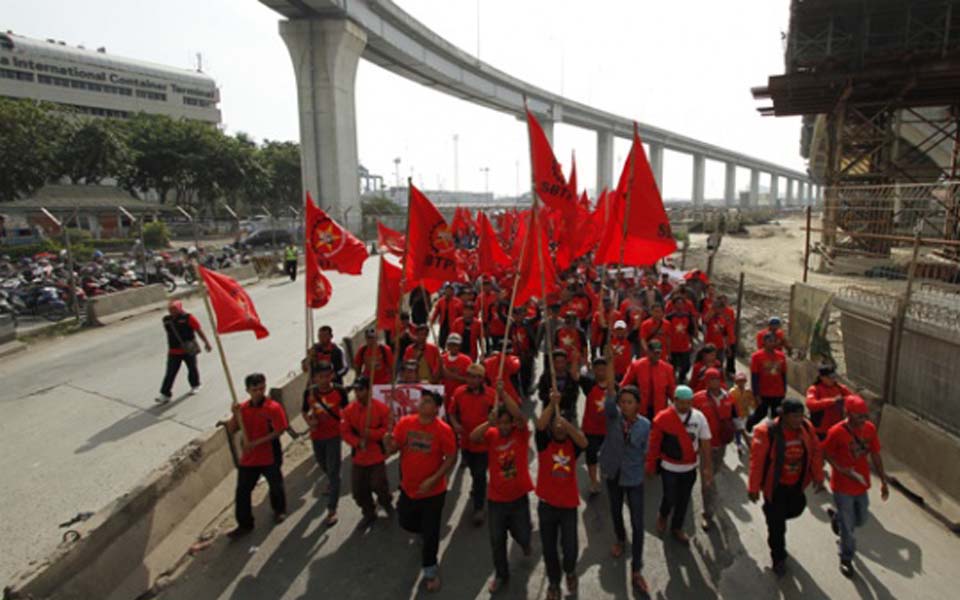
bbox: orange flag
[595,126,677,266]
[404,184,459,292]
[198,266,269,339]
[305,193,368,275]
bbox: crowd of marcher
[193,258,888,597]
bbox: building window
[36,74,134,98]
[183,96,212,108]
[136,89,166,101]
[0,67,34,81]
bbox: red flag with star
[404,184,459,292]
[595,125,677,266]
[526,109,574,212]
[305,193,368,275]
[198,266,269,339]
[376,221,406,257]
[514,209,559,306]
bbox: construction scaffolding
[753,0,960,277]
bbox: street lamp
[480,167,491,194]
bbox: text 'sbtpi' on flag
[526,108,574,213]
[198,266,269,339]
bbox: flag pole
[477,274,487,361]
[496,211,531,406]
[194,264,246,441]
[523,98,558,391]
[362,256,384,441]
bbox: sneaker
[155,394,172,404]
[380,501,395,516]
[827,508,840,536]
[226,525,253,540]
[840,559,854,578]
[772,560,787,577]
[323,512,339,527]
[189,385,202,395]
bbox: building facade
[0,30,220,123]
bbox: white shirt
[660,407,712,473]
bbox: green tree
[54,118,131,184]
[260,140,302,211]
[120,113,189,205]
[0,98,69,202]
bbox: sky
[5,0,805,200]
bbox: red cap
[705,368,722,380]
[168,300,184,314]
[845,394,869,415]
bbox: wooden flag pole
[478,275,487,361]
[495,211,532,409]
[193,263,246,441]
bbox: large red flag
[526,109,574,212]
[595,127,677,266]
[376,255,403,331]
[404,185,459,292]
[567,152,578,200]
[305,193,368,275]
[198,266,269,339]
[477,211,511,274]
[514,209,559,306]
[376,221,406,257]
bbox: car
[238,228,292,249]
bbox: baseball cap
[734,372,748,382]
[352,376,370,390]
[613,320,627,329]
[705,368,722,380]
[845,394,869,415]
[675,385,694,401]
[402,359,418,370]
[818,364,836,377]
[446,333,463,345]
[769,316,782,326]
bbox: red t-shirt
[779,427,806,486]
[640,318,670,354]
[610,336,633,378]
[354,344,394,385]
[621,358,676,417]
[392,415,456,499]
[302,386,348,440]
[704,314,729,350]
[483,353,520,401]
[823,420,880,496]
[756,327,786,350]
[564,296,591,321]
[441,351,472,402]
[751,349,787,397]
[667,311,695,354]
[535,432,581,508]
[722,306,737,345]
[484,425,534,502]
[238,398,289,467]
[580,381,608,436]
[450,385,496,452]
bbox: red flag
[305,193,368,275]
[574,188,608,258]
[595,126,677,266]
[377,221,406,257]
[198,266,269,339]
[376,255,403,331]
[514,209,559,306]
[567,152,578,200]
[526,109,574,212]
[305,258,332,308]
[451,207,475,237]
[404,185,459,292]
[477,211,511,274]
[510,209,531,261]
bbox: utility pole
[453,134,459,191]
[393,157,402,189]
[480,167,491,194]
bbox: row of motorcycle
[0,246,251,323]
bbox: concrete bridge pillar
[785,178,794,206]
[816,184,823,206]
[770,174,780,208]
[747,168,760,208]
[798,181,808,205]
[596,130,614,193]
[280,18,366,233]
[649,143,664,191]
[724,162,737,207]
[691,153,705,206]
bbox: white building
[0,30,220,124]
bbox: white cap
[446,333,463,345]
[613,320,627,329]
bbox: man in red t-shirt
[823,395,888,577]
[221,373,289,537]
[301,362,349,526]
[609,320,634,381]
[535,390,588,599]
[449,364,497,524]
[451,304,483,361]
[620,340,676,422]
[805,364,852,440]
[579,357,611,495]
[440,334,472,407]
[430,284,463,348]
[353,328,395,385]
[555,311,587,367]
[755,316,790,352]
[746,333,788,432]
[385,389,457,592]
[666,290,697,384]
[468,383,533,593]
[404,324,441,383]
[692,368,737,530]
[158,300,212,403]
[339,376,393,528]
[640,303,671,357]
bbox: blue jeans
[488,496,533,579]
[834,492,870,561]
[606,478,645,572]
[312,437,341,512]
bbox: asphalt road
[0,258,379,587]
[159,397,955,600]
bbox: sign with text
[373,383,445,421]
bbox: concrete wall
[896,320,960,437]
[833,297,893,394]
[86,284,168,326]
[0,314,15,345]
[218,263,259,285]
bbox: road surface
[158,393,955,600]
[0,258,379,586]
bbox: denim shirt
[598,387,651,487]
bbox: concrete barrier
[879,404,960,531]
[218,263,259,285]
[85,284,168,327]
[4,367,315,600]
[0,313,26,359]
[786,357,819,396]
